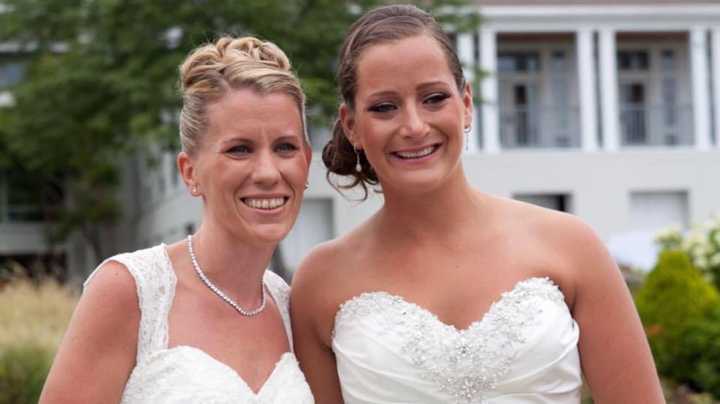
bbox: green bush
[0,346,53,404]
[635,250,720,383]
[679,307,720,398]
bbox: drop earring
[464,126,471,151]
[354,147,362,173]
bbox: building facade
[3,0,720,276]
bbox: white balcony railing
[500,106,581,149]
[620,103,694,147]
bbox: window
[618,50,650,71]
[498,52,541,73]
[620,82,647,144]
[0,171,44,222]
[629,191,688,231]
[513,193,572,213]
[660,50,678,140]
[0,60,25,88]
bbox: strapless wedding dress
[332,277,581,403]
[85,245,314,404]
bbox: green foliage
[679,307,720,398]
[656,215,720,290]
[636,250,720,398]
[0,0,479,261]
[0,346,53,404]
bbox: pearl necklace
[187,235,266,317]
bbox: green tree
[0,0,479,264]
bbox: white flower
[710,252,720,267]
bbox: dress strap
[84,244,177,363]
[263,270,294,350]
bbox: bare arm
[40,261,139,404]
[565,219,664,403]
[290,246,345,404]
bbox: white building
[3,0,720,277]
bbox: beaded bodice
[332,277,582,404]
[84,245,314,404]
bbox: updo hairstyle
[322,4,466,198]
[179,36,307,155]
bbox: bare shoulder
[40,260,139,402]
[497,196,592,239]
[291,228,364,306]
[490,196,614,302]
[494,206,666,400]
[83,260,140,310]
[68,259,141,353]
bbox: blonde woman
[40,36,314,403]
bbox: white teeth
[396,146,435,159]
[243,197,286,210]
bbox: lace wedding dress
[85,245,314,404]
[332,277,582,403]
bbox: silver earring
[354,148,362,172]
[305,181,309,189]
[464,126,471,151]
[192,185,198,195]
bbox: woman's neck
[187,220,275,305]
[377,167,488,244]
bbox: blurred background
[1,0,720,402]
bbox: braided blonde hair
[179,36,307,155]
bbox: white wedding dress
[332,277,582,404]
[85,244,314,404]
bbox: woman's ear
[462,82,473,130]
[339,103,358,148]
[177,151,199,196]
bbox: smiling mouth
[392,144,440,160]
[241,197,289,210]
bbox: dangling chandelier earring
[354,147,362,173]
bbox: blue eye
[425,93,450,104]
[227,145,251,155]
[368,103,396,113]
[276,142,299,153]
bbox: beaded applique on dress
[332,277,582,404]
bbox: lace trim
[263,271,294,350]
[334,277,565,403]
[90,245,177,362]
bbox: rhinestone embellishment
[187,235,266,316]
[334,277,565,403]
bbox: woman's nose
[252,151,281,186]
[400,104,429,139]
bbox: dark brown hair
[322,4,465,199]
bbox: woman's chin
[245,224,292,245]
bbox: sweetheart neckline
[143,345,296,396]
[332,276,564,337]
[154,245,296,396]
